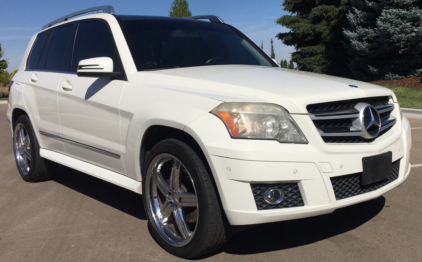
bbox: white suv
[7,6,412,258]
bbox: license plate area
[362,152,392,186]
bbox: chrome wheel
[14,123,31,175]
[146,153,199,247]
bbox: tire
[13,115,57,182]
[142,138,231,258]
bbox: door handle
[30,74,38,82]
[61,80,73,91]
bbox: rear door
[22,25,76,154]
[57,20,126,174]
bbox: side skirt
[40,149,142,194]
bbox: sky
[0,0,294,71]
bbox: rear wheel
[13,115,57,182]
[143,139,231,258]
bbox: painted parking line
[411,164,422,168]
[411,127,422,130]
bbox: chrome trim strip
[376,104,395,114]
[380,118,396,131]
[310,104,394,120]
[319,130,363,137]
[310,113,359,120]
[39,130,120,159]
[318,117,396,137]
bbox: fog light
[263,188,284,204]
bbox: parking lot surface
[0,103,421,262]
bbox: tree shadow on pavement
[222,196,386,255]
[52,165,147,220]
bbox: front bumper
[185,111,412,226]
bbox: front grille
[331,159,400,200]
[251,183,304,210]
[307,96,396,143]
[307,96,390,114]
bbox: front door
[57,20,127,174]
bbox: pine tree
[276,0,351,77]
[260,41,264,50]
[284,60,288,69]
[0,43,8,72]
[288,59,295,69]
[270,39,276,59]
[169,0,192,18]
[343,0,422,81]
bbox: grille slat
[331,159,400,200]
[251,183,304,210]
[307,96,395,143]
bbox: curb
[402,108,422,118]
[0,101,7,105]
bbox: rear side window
[27,32,49,70]
[45,24,77,72]
[72,21,121,72]
[37,32,53,69]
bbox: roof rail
[42,6,115,29]
[187,15,224,24]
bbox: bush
[0,84,9,99]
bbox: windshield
[118,17,274,70]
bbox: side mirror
[77,57,121,78]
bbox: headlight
[211,103,308,144]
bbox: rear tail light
[8,81,14,103]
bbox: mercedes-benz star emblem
[353,102,381,139]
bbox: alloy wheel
[14,123,31,175]
[146,153,199,247]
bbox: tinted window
[37,31,53,70]
[27,32,48,70]
[45,24,77,72]
[119,18,273,70]
[72,21,121,72]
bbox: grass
[379,85,422,109]
[0,97,7,101]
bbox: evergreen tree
[0,44,8,72]
[343,0,422,81]
[169,0,192,18]
[276,0,351,77]
[284,60,288,68]
[288,59,295,69]
[270,39,276,59]
[260,41,264,50]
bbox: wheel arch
[139,125,227,217]
[12,107,30,129]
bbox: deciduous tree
[0,43,8,72]
[169,0,192,18]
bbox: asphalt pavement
[0,103,421,262]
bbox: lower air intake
[331,159,400,200]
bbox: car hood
[129,65,395,114]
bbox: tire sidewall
[13,116,39,181]
[142,139,216,258]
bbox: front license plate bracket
[362,152,392,186]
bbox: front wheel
[143,139,230,258]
